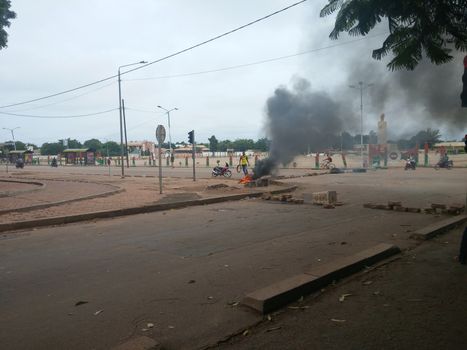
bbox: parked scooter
[15,158,24,169]
[212,162,232,178]
[435,156,453,170]
[404,157,416,170]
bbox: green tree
[83,138,103,151]
[41,142,64,155]
[341,132,355,150]
[232,139,255,152]
[0,0,16,50]
[412,128,442,148]
[102,141,121,156]
[208,135,218,154]
[320,0,467,70]
[254,138,271,152]
[217,140,233,152]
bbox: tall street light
[349,81,373,168]
[3,127,20,150]
[157,105,178,167]
[118,60,147,177]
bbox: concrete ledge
[0,178,46,198]
[0,186,297,233]
[112,336,160,350]
[410,215,467,240]
[242,243,400,314]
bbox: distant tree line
[0,129,448,156]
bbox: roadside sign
[156,125,166,144]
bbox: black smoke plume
[253,78,347,178]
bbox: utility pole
[122,99,129,168]
[3,127,20,151]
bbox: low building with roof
[62,148,96,165]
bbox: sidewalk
[216,225,467,350]
[0,173,287,225]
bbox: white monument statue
[377,113,387,145]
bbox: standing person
[239,151,250,175]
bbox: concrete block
[406,207,421,213]
[410,215,467,240]
[431,203,447,210]
[393,206,408,212]
[243,243,400,314]
[112,336,160,350]
[305,243,400,282]
[242,274,322,314]
[311,191,337,205]
[388,201,402,208]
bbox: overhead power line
[0,0,309,110]
[0,108,118,119]
[126,32,388,81]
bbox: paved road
[2,164,320,179]
[216,226,467,350]
[0,169,465,349]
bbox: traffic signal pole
[461,55,467,107]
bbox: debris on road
[339,294,352,302]
[74,301,89,306]
[266,326,282,332]
[363,201,465,216]
[188,279,196,284]
[330,318,346,323]
[93,310,103,316]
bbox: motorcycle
[15,158,24,169]
[212,163,232,178]
[51,158,58,167]
[435,158,453,170]
[404,158,416,170]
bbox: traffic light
[462,55,467,108]
[188,130,194,144]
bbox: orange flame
[239,174,253,184]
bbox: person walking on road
[239,151,250,175]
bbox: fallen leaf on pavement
[94,310,103,316]
[243,330,249,336]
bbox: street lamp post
[349,81,373,168]
[118,60,147,178]
[157,105,178,167]
[3,127,20,150]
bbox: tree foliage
[208,135,218,153]
[0,0,16,50]
[320,0,467,70]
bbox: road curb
[409,215,467,240]
[111,336,160,350]
[0,186,124,215]
[0,178,46,198]
[0,186,297,233]
[242,243,401,314]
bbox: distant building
[433,142,465,152]
[127,140,155,155]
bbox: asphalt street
[0,168,465,349]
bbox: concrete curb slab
[0,186,297,233]
[111,336,160,350]
[242,243,400,314]
[410,215,467,240]
[0,178,46,198]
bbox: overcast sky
[0,0,465,146]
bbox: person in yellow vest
[239,151,250,175]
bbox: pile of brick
[262,193,304,204]
[363,201,465,215]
